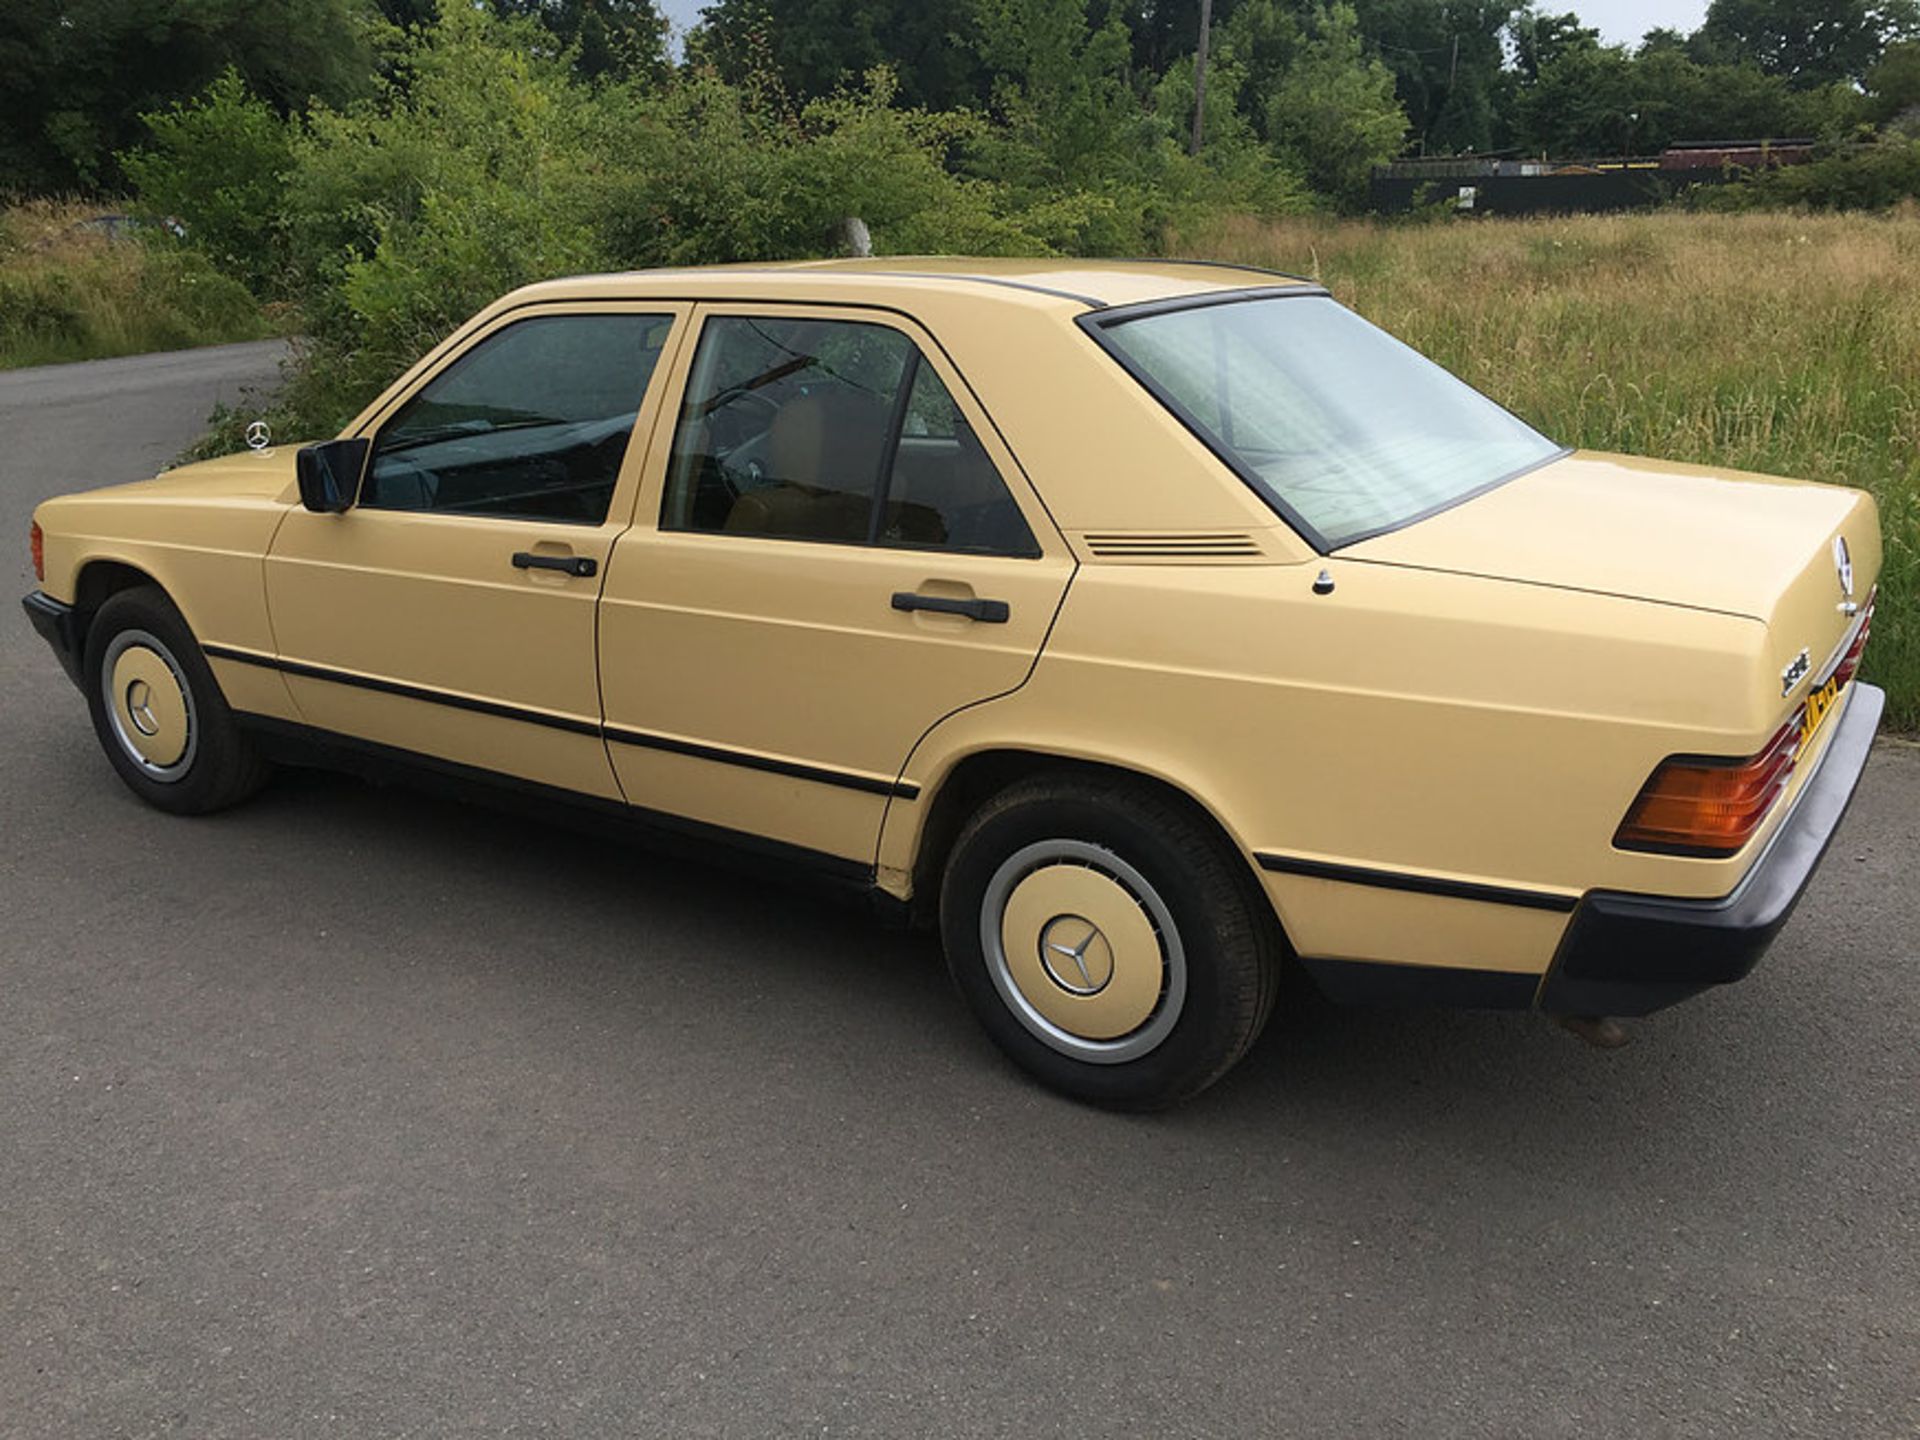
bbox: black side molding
[203,643,603,737]
[604,724,919,799]
[1255,852,1578,912]
[204,643,920,800]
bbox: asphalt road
[4,343,1918,1439]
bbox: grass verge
[0,199,273,370]
[1186,208,1920,731]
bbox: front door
[598,304,1076,865]
[265,304,688,798]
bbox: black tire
[939,773,1281,1108]
[82,585,270,815]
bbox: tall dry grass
[0,199,269,370]
[1186,208,1920,730]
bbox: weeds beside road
[0,200,270,370]
[1193,209,1920,729]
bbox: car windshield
[1098,293,1565,549]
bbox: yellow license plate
[1799,674,1843,754]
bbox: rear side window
[662,315,1038,557]
[363,313,673,524]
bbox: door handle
[512,551,597,578]
[891,591,1010,623]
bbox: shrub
[593,70,1052,266]
[119,68,295,296]
[1696,138,1920,212]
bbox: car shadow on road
[227,765,1820,1199]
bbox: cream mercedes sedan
[22,259,1883,1106]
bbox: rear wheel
[940,774,1280,1108]
[83,586,269,814]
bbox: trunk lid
[1344,450,1882,724]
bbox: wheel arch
[896,746,1294,950]
[70,557,169,649]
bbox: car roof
[511,256,1315,313]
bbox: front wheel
[82,585,270,814]
[940,774,1281,1108]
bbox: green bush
[147,6,1310,444]
[593,70,1052,267]
[120,68,294,296]
[1694,138,1920,211]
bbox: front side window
[1096,294,1564,549]
[663,315,1037,556]
[363,312,674,524]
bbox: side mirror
[296,438,371,514]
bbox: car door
[265,303,689,798]
[598,303,1076,866]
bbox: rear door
[598,303,1075,865]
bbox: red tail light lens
[1615,717,1801,858]
[29,520,43,582]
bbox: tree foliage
[1694,0,1919,88]
[1228,3,1413,203]
[689,0,989,110]
[0,0,370,195]
[486,0,671,81]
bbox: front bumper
[22,591,84,687]
[1539,681,1886,1017]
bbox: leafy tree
[1106,0,1230,77]
[371,0,440,25]
[0,0,370,196]
[120,69,295,295]
[1514,39,1840,157]
[688,0,989,110]
[487,0,671,82]
[1353,0,1515,153]
[1262,4,1407,205]
[1867,39,1920,122]
[1694,0,1920,88]
[1632,53,1805,144]
[1513,41,1637,155]
[1217,0,1307,123]
[971,0,1145,181]
[1510,7,1599,82]
[593,68,1052,265]
[1638,27,1692,56]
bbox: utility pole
[1190,0,1214,156]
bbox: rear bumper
[1539,681,1885,1017]
[22,591,84,687]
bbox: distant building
[1369,139,1815,216]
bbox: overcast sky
[654,1,1713,57]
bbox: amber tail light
[30,520,43,582]
[1617,591,1875,859]
[1614,717,1801,858]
